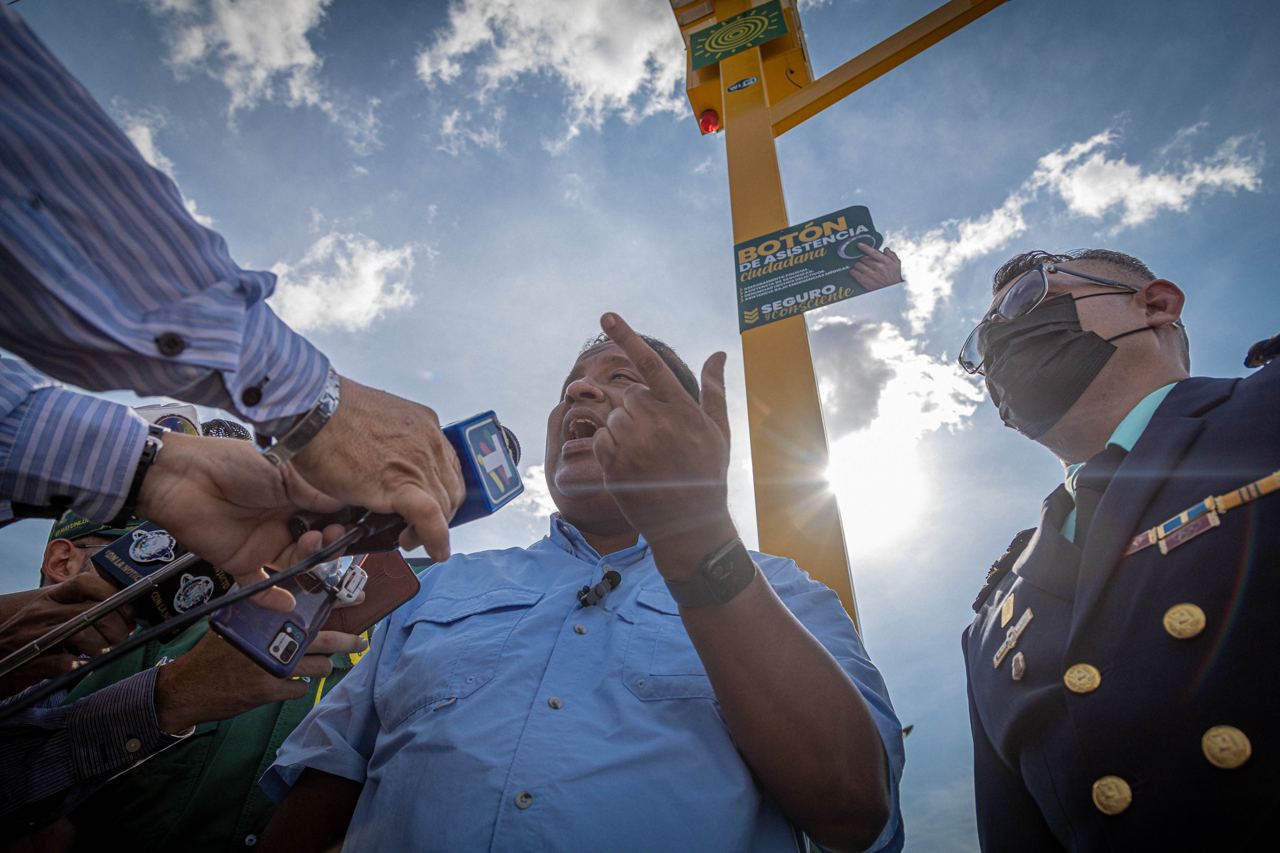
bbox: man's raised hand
[593,313,736,579]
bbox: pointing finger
[699,352,730,440]
[600,313,687,402]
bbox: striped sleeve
[0,358,145,523]
[0,668,186,832]
[0,7,327,438]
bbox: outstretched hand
[137,432,343,611]
[592,313,737,580]
[290,377,466,562]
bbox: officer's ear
[1142,279,1185,329]
[42,539,79,585]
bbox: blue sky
[3,0,1278,848]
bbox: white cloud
[892,124,1264,332]
[416,0,686,148]
[895,190,1030,334]
[1031,129,1264,230]
[810,317,983,443]
[142,0,381,154]
[512,464,559,518]
[269,232,417,332]
[118,107,216,227]
[438,108,504,156]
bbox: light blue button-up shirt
[264,517,905,851]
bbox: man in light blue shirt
[263,315,905,852]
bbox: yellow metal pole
[676,0,1010,628]
[716,27,861,625]
[771,0,1009,136]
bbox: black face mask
[982,294,1152,439]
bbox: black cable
[0,513,397,722]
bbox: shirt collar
[547,513,650,567]
[1065,381,1179,496]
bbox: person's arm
[592,314,894,852]
[0,575,137,699]
[678,565,893,851]
[259,769,361,853]
[0,9,466,556]
[0,628,365,835]
[0,668,185,834]
[964,641,1065,852]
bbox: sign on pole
[734,205,891,332]
[690,0,788,70]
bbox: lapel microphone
[578,569,621,607]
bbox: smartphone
[322,552,420,635]
[211,556,358,677]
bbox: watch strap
[110,423,167,527]
[665,537,757,609]
[263,367,340,466]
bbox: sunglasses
[958,264,1143,375]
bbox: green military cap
[48,510,142,543]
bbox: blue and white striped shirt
[0,6,329,523]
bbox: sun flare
[825,430,928,557]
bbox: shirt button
[241,385,263,406]
[244,835,257,847]
[124,737,142,753]
[1063,663,1101,694]
[547,696,564,710]
[515,791,534,809]
[155,332,186,357]
[573,624,587,635]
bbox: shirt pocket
[621,589,718,702]
[374,586,543,729]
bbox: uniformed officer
[959,248,1280,850]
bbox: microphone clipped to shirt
[578,570,621,607]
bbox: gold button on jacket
[1091,776,1133,815]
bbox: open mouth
[567,417,600,441]
[561,413,603,453]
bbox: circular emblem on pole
[1202,726,1251,769]
[703,14,772,55]
[1162,603,1206,639]
[1063,663,1102,694]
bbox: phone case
[210,558,349,677]
[322,551,420,635]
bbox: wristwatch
[263,367,340,466]
[109,423,167,526]
[664,537,758,608]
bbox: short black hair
[992,249,1156,294]
[992,248,1190,369]
[580,333,700,401]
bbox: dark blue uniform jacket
[964,362,1280,851]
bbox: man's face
[543,342,646,521]
[982,260,1183,452]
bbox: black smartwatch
[665,537,758,609]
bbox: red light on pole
[699,109,721,134]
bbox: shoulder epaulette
[972,527,1036,613]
